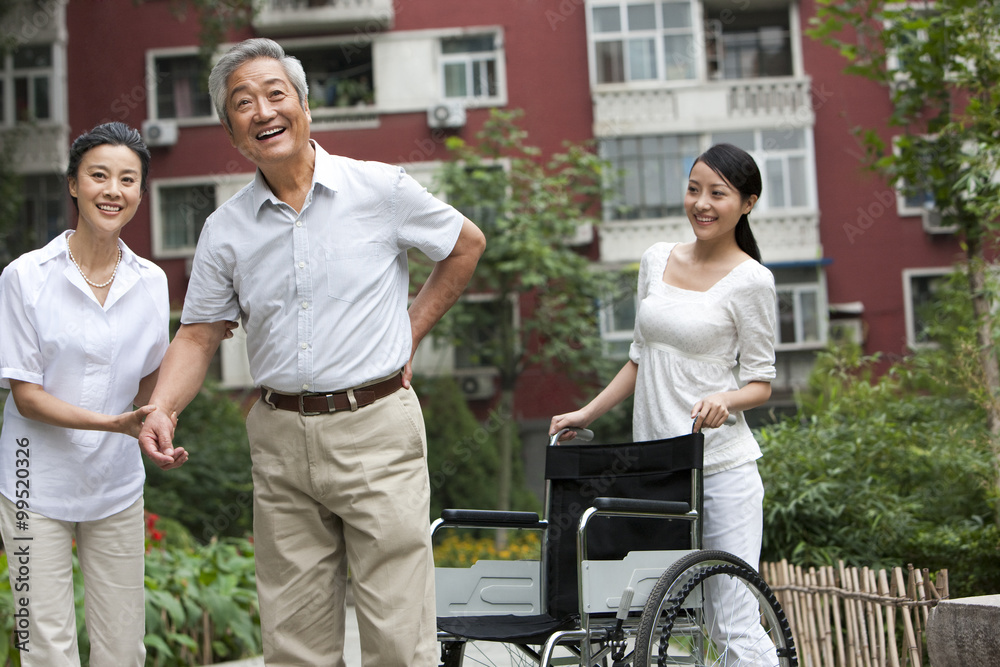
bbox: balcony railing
[593,76,814,137]
[253,0,394,36]
[599,210,821,265]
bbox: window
[1,43,54,124]
[599,272,640,358]
[711,128,813,211]
[3,175,66,262]
[704,8,793,80]
[600,134,701,220]
[591,1,697,84]
[152,54,213,120]
[151,175,252,258]
[441,34,501,101]
[18,174,65,245]
[773,266,825,349]
[903,268,949,348]
[285,41,374,111]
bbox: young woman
[550,143,778,663]
[0,122,172,666]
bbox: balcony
[598,210,821,265]
[1,124,69,174]
[253,0,394,36]
[592,76,814,136]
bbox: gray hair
[208,38,309,133]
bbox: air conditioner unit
[920,207,957,234]
[427,102,466,129]
[453,368,498,401]
[141,119,178,147]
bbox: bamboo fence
[760,561,948,667]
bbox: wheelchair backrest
[542,433,704,621]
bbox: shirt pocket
[325,244,383,304]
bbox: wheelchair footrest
[437,613,579,644]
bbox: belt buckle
[298,393,333,416]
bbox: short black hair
[66,122,151,205]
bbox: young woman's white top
[0,230,169,521]
[629,242,777,475]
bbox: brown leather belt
[260,372,403,416]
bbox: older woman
[0,122,169,666]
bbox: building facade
[1,0,968,434]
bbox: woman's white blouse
[0,231,169,521]
[629,242,777,475]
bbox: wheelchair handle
[692,412,738,433]
[549,427,595,446]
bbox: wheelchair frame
[432,428,797,667]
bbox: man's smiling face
[224,57,312,168]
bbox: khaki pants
[0,495,146,667]
[247,386,437,667]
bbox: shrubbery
[759,316,1000,597]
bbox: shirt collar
[251,140,339,215]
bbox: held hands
[138,407,188,470]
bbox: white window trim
[436,27,507,107]
[1,40,65,127]
[586,0,702,88]
[774,279,828,351]
[902,266,951,349]
[145,47,217,127]
[150,173,253,259]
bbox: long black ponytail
[692,143,763,263]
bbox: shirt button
[302,301,309,309]
[302,384,309,391]
[295,220,303,228]
[298,261,306,268]
[301,343,308,349]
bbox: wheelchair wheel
[634,550,796,666]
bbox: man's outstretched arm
[139,321,232,469]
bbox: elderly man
[139,38,485,666]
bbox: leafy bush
[143,535,260,666]
[758,342,1000,597]
[0,519,260,667]
[143,385,254,544]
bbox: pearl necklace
[67,236,122,289]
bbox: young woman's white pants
[702,460,779,666]
[0,495,146,667]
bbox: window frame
[587,0,700,87]
[1,41,61,127]
[902,267,951,349]
[150,173,254,259]
[438,30,506,105]
[145,48,217,126]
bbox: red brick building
[2,0,967,451]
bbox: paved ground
[218,603,521,666]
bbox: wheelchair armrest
[591,497,691,516]
[437,509,544,529]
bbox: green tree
[422,109,615,512]
[808,0,1000,506]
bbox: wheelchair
[432,426,797,666]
